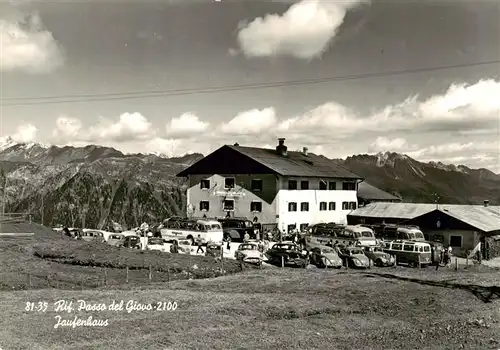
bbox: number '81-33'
[25,302,48,312]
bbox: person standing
[196,234,204,254]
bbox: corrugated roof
[349,202,500,232]
[229,145,361,179]
[349,202,435,219]
[358,182,401,201]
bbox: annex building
[347,201,500,255]
[177,138,364,233]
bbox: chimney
[484,200,489,207]
[234,142,239,146]
[276,138,288,156]
[302,147,308,156]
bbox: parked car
[107,233,125,247]
[383,240,432,268]
[205,243,222,258]
[234,243,263,265]
[176,239,193,254]
[338,246,370,269]
[219,218,256,242]
[123,235,142,249]
[266,243,308,268]
[147,237,166,252]
[363,246,395,267]
[308,245,343,269]
[78,230,105,243]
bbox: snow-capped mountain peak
[0,136,17,152]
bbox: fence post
[104,268,108,286]
[394,255,397,268]
[167,268,170,282]
[455,257,458,271]
[220,246,224,275]
[281,256,284,268]
[148,265,152,280]
[56,279,60,289]
[126,266,129,283]
[466,253,469,268]
[27,274,32,288]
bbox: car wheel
[375,259,383,267]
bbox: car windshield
[240,244,257,250]
[374,247,384,253]
[322,247,335,254]
[350,249,363,255]
[245,221,253,228]
[276,244,295,250]
[361,231,374,238]
[414,231,424,239]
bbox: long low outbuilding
[347,201,500,258]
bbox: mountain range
[0,137,498,229]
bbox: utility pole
[41,194,44,226]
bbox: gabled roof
[177,145,362,179]
[348,202,500,233]
[358,182,401,201]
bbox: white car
[234,243,263,265]
[147,237,166,252]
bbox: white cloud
[11,123,37,143]
[236,0,369,59]
[369,137,408,153]
[51,113,155,143]
[166,113,209,138]
[87,112,155,142]
[278,79,500,138]
[220,107,277,135]
[0,11,64,73]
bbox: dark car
[205,243,222,258]
[219,218,256,242]
[265,243,308,268]
[123,236,142,249]
[308,245,343,269]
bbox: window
[288,180,297,190]
[287,224,296,233]
[329,181,336,190]
[328,202,336,211]
[300,223,308,231]
[342,201,357,210]
[223,199,234,211]
[450,235,462,247]
[300,202,309,211]
[199,201,209,211]
[224,178,235,189]
[250,201,262,212]
[342,182,356,191]
[288,202,297,212]
[319,202,327,211]
[200,179,210,189]
[251,179,263,192]
[391,243,402,250]
[423,246,430,252]
[403,244,414,251]
[319,180,327,190]
[300,181,309,190]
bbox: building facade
[178,139,363,233]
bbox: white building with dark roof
[177,138,363,233]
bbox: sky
[0,0,499,172]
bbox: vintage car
[78,230,105,243]
[123,235,142,249]
[265,243,308,268]
[363,246,395,267]
[206,243,223,258]
[107,233,125,247]
[171,239,193,254]
[339,246,371,269]
[308,245,343,269]
[234,243,263,265]
[147,237,166,252]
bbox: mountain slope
[0,140,202,229]
[0,140,498,229]
[336,152,500,204]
